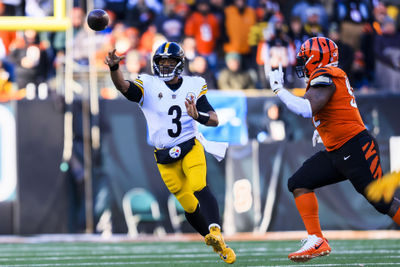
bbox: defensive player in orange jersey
[268,37,400,262]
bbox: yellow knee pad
[164,177,182,194]
[176,192,199,213]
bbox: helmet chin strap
[159,75,175,82]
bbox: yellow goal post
[0,0,70,31]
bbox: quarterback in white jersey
[105,42,235,264]
[136,73,208,149]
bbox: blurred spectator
[333,0,373,23]
[0,2,16,55]
[8,30,49,89]
[209,0,226,69]
[291,0,329,31]
[126,0,162,14]
[262,102,286,142]
[154,0,185,43]
[358,2,388,89]
[351,50,369,90]
[25,0,53,17]
[96,25,141,70]
[138,24,158,54]
[255,14,296,89]
[52,7,85,53]
[1,0,23,16]
[256,0,280,21]
[328,23,354,76]
[303,10,324,37]
[115,27,140,55]
[101,10,117,35]
[104,0,127,21]
[72,23,94,65]
[181,36,197,74]
[248,0,279,52]
[174,1,190,19]
[210,0,225,23]
[218,52,255,89]
[125,0,156,33]
[287,16,309,54]
[189,55,218,89]
[374,16,400,92]
[124,49,149,79]
[223,0,256,69]
[0,60,12,93]
[333,0,374,50]
[184,0,220,71]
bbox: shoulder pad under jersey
[310,74,333,87]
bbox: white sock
[209,223,221,230]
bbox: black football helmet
[153,42,185,81]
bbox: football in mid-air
[87,9,109,31]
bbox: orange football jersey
[306,66,366,151]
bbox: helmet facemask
[153,57,182,81]
[295,55,306,78]
[295,55,314,79]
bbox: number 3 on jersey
[168,105,182,137]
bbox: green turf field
[0,239,399,266]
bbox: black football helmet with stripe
[153,42,185,81]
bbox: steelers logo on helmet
[153,42,185,81]
[295,37,338,78]
[169,146,181,159]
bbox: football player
[268,37,400,262]
[105,42,235,264]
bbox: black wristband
[195,112,210,125]
[109,64,119,71]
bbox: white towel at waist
[195,133,228,162]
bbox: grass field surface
[0,238,399,266]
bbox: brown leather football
[87,9,109,31]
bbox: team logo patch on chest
[169,146,181,158]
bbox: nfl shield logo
[169,146,181,158]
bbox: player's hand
[366,172,400,203]
[185,95,198,119]
[104,49,125,68]
[268,63,284,94]
[312,129,323,147]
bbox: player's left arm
[185,95,218,127]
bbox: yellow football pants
[157,139,207,213]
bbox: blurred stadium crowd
[0,0,400,100]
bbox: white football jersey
[133,74,208,149]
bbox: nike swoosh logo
[344,155,351,160]
[314,242,323,250]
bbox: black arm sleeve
[121,81,143,102]
[196,95,215,113]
